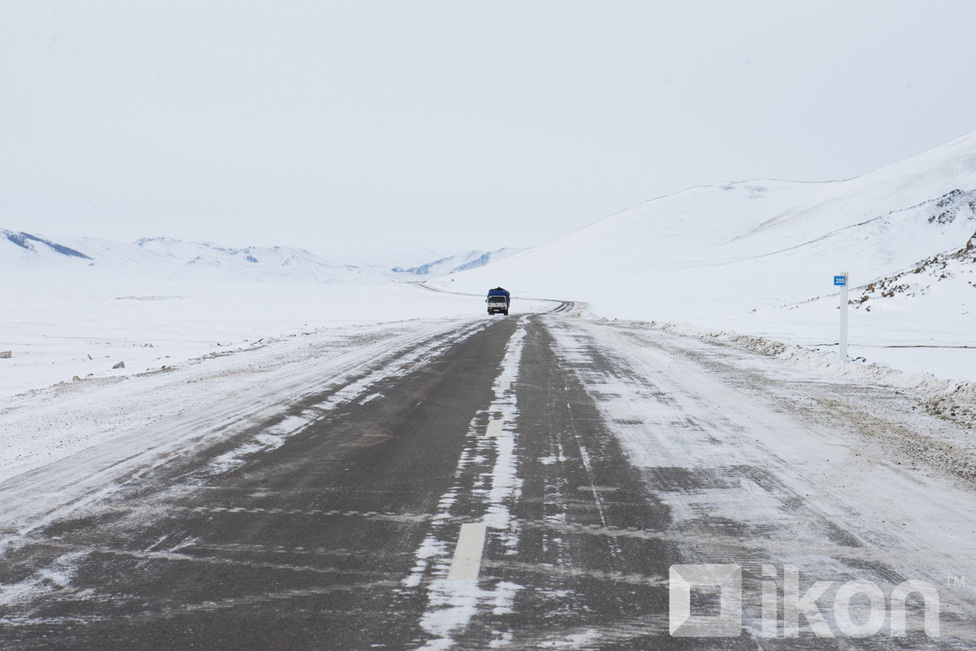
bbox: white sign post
[834,273,849,362]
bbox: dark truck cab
[486,287,510,315]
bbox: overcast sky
[2,1,975,258]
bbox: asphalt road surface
[1,309,974,649]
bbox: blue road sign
[834,275,847,286]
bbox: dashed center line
[447,522,488,581]
[576,485,620,493]
[167,505,430,523]
[485,418,504,437]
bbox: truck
[486,287,510,315]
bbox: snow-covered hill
[444,132,976,316]
[1,230,92,261]
[440,131,976,380]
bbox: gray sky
[2,1,975,257]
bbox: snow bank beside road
[616,318,976,430]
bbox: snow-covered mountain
[391,248,523,277]
[1,230,527,286]
[441,131,976,325]
[2,230,93,261]
[0,232,391,284]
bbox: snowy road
[2,310,975,648]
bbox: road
[2,309,976,648]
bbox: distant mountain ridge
[391,248,523,277]
[0,231,385,283]
[0,230,521,285]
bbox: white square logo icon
[669,564,742,637]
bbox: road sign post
[834,273,849,362]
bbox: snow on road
[3,274,975,643]
[547,315,976,641]
[411,321,527,649]
[2,301,975,644]
[0,274,553,531]
[0,315,492,537]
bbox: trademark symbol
[946,576,966,589]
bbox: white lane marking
[485,418,503,437]
[447,522,487,581]
[576,485,620,493]
[500,380,511,391]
